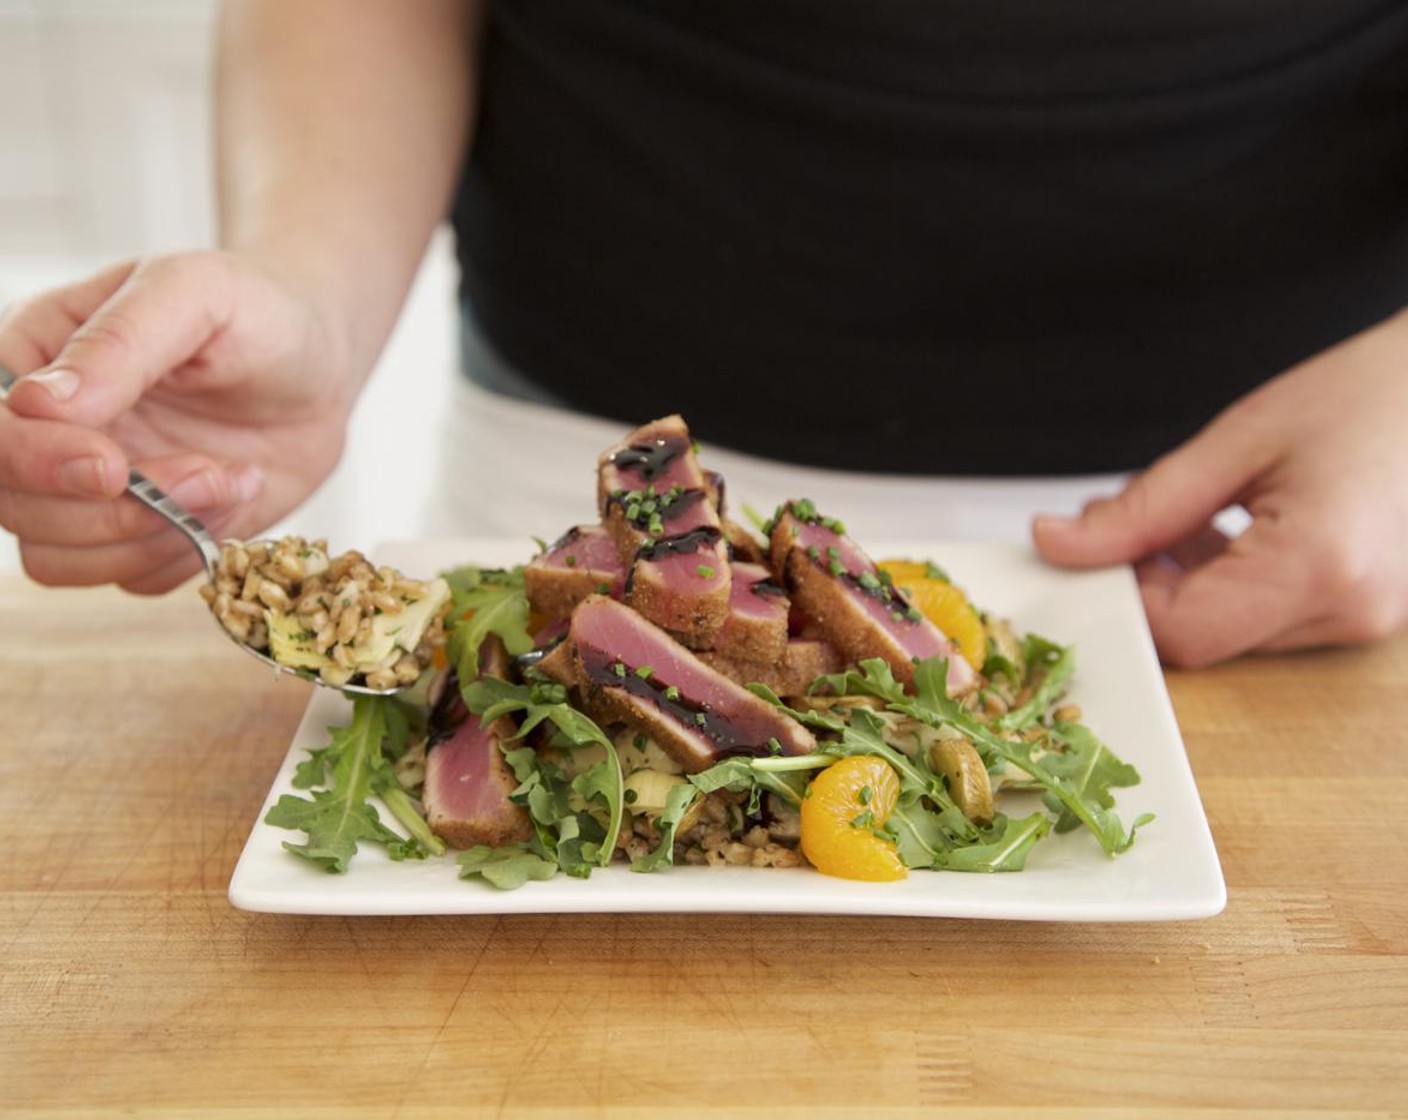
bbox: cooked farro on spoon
[136,475,448,694]
[199,534,450,694]
[1,357,446,695]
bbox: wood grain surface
[2,576,1406,1118]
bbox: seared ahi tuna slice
[769,502,976,694]
[703,468,726,515]
[721,518,768,565]
[598,414,711,513]
[624,527,732,648]
[701,638,845,697]
[555,596,815,772]
[710,562,789,664]
[524,525,625,620]
[421,648,533,849]
[603,484,717,567]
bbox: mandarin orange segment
[875,559,930,584]
[800,756,907,882]
[878,560,987,671]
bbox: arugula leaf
[470,676,615,751]
[897,657,1149,856]
[442,566,534,681]
[980,640,1023,686]
[827,707,932,793]
[501,746,570,864]
[466,676,624,872]
[888,793,950,868]
[457,844,559,890]
[997,637,1076,731]
[932,812,1052,872]
[811,657,908,704]
[631,782,702,872]
[746,683,846,733]
[690,753,826,815]
[554,811,607,879]
[265,696,439,872]
[374,780,447,858]
[1040,721,1145,834]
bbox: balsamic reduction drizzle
[609,436,689,482]
[580,648,780,758]
[635,526,723,560]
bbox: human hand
[0,251,358,592]
[1031,308,1408,667]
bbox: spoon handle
[124,471,223,577]
[0,362,222,577]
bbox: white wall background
[0,0,458,577]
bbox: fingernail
[20,367,80,402]
[233,465,265,504]
[1032,514,1077,535]
[165,468,222,509]
[56,455,111,497]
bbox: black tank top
[452,1,1408,474]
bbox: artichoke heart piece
[624,769,690,815]
[349,577,451,672]
[264,576,450,677]
[266,611,332,672]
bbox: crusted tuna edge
[706,561,789,665]
[525,525,625,620]
[699,638,845,698]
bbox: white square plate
[229,539,1225,921]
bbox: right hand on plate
[0,251,356,592]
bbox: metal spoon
[0,361,403,695]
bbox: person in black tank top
[454,1,1408,474]
[1,1,1405,667]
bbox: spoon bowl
[1,362,407,696]
[129,476,410,696]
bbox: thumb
[4,254,235,429]
[1032,417,1268,568]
